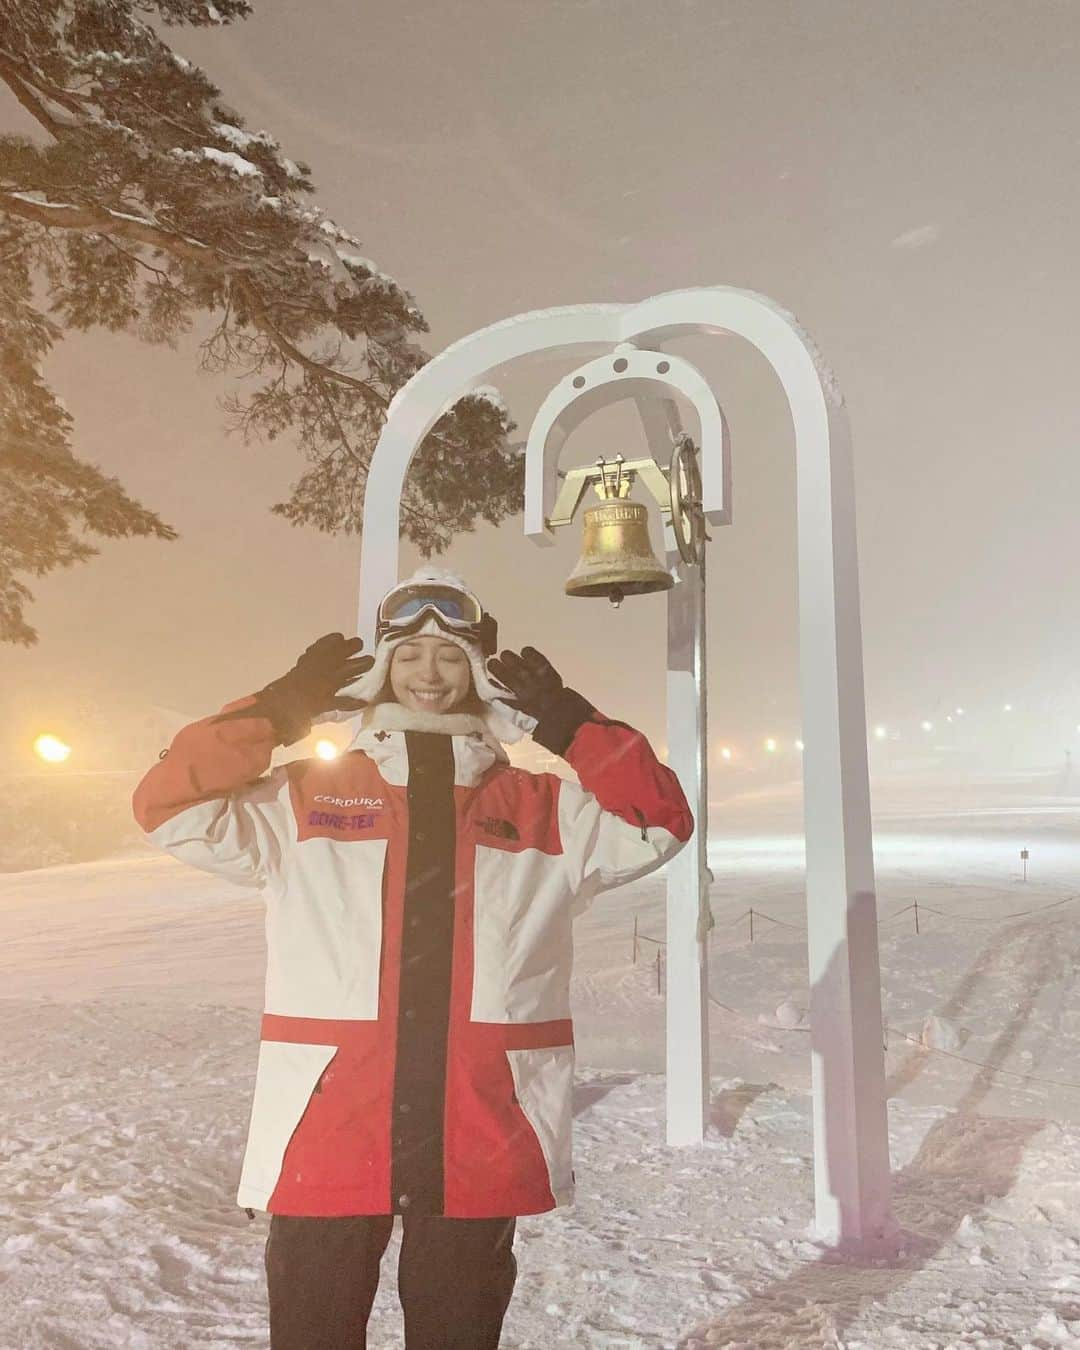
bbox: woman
[133,565,693,1349]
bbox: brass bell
[565,499,672,607]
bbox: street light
[34,733,71,764]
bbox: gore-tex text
[308,810,378,831]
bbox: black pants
[265,1213,517,1349]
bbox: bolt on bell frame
[354,286,895,1250]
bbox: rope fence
[632,889,1080,955]
[627,889,1080,1096]
[885,1027,1080,1093]
[700,990,1080,1096]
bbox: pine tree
[0,0,521,645]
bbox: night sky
[3,0,1078,769]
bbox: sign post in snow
[1021,848,1029,881]
[355,286,894,1250]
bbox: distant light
[34,734,71,764]
[720,746,733,761]
[921,720,933,732]
[1003,703,1013,713]
[955,707,965,717]
[764,738,777,753]
[873,725,887,740]
[946,714,953,724]
[314,739,340,760]
[795,739,805,752]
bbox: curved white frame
[523,345,731,540]
[356,285,893,1247]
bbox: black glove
[486,646,595,756]
[256,634,374,746]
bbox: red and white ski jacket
[133,693,693,1219]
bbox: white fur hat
[327,565,537,744]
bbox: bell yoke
[133,565,694,1220]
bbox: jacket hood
[325,566,538,745]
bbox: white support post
[664,546,710,1144]
[796,407,893,1249]
[634,390,711,1145]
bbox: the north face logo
[479,816,519,841]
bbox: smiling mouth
[412,689,448,702]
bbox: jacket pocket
[505,1045,575,1202]
[267,836,388,1019]
[238,1040,338,1205]
[472,842,573,1023]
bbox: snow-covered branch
[0,0,520,646]
[0,190,210,262]
[0,51,75,137]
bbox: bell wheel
[669,437,706,565]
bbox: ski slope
[2,772,1079,1348]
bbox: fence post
[913,900,920,935]
[749,907,754,943]
[633,914,639,965]
[656,947,662,995]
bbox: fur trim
[360,701,487,737]
[355,701,509,765]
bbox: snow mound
[920,1013,966,1052]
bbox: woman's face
[389,636,473,714]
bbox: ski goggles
[376,583,498,654]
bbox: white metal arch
[358,288,840,637]
[355,285,894,1248]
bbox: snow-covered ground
[2,771,1079,1348]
